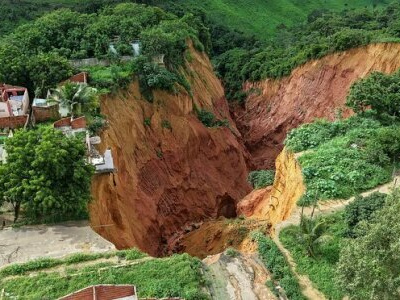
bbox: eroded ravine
[90,45,251,257]
[91,42,400,258]
[233,43,400,169]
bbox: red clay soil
[233,43,400,169]
[91,42,400,258]
[90,46,251,256]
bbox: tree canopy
[347,71,400,119]
[336,189,400,299]
[0,3,208,96]
[0,128,94,223]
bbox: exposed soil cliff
[237,148,305,226]
[233,43,400,169]
[91,42,400,258]
[90,46,251,256]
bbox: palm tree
[299,215,331,258]
[49,82,98,119]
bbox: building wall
[0,115,28,129]
[33,105,60,122]
[60,285,136,300]
[54,116,87,129]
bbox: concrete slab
[0,221,115,268]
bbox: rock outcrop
[233,43,400,169]
[90,46,251,256]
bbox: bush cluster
[344,192,387,237]
[196,109,229,128]
[286,114,399,205]
[247,170,275,189]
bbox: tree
[344,192,387,237]
[49,82,99,119]
[0,128,94,222]
[346,71,400,119]
[336,189,400,299]
[27,53,74,97]
[299,215,331,257]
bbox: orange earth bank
[233,43,400,169]
[90,46,251,256]
[91,43,400,257]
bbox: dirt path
[203,252,278,300]
[273,176,400,300]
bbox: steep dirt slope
[237,148,305,225]
[233,43,400,168]
[90,46,251,256]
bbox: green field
[168,0,390,39]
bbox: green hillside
[0,0,392,38]
[162,0,390,39]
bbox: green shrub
[347,71,400,119]
[252,232,305,300]
[88,116,107,135]
[329,29,371,52]
[344,192,387,237]
[197,109,215,127]
[161,120,172,129]
[144,117,151,127]
[247,170,275,189]
[285,115,381,153]
[225,248,239,257]
[196,109,229,128]
[115,248,147,261]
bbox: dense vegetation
[247,170,275,189]
[0,0,390,39]
[281,189,399,299]
[215,2,400,101]
[0,249,208,300]
[0,128,94,223]
[337,189,400,299]
[285,70,400,206]
[253,232,305,300]
[0,3,208,98]
[286,114,397,205]
[344,192,387,237]
[347,70,400,119]
[281,212,347,299]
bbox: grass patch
[0,249,146,277]
[280,212,346,299]
[1,253,208,300]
